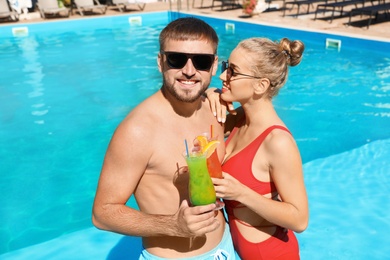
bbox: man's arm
[92,117,220,238]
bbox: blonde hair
[237,37,304,98]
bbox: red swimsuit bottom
[223,125,300,260]
[228,218,299,260]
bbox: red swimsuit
[223,125,300,260]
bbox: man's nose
[181,58,196,76]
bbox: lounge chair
[0,0,19,21]
[211,0,240,11]
[73,0,107,15]
[348,2,390,28]
[192,0,205,8]
[283,0,329,17]
[314,0,365,22]
[37,0,70,18]
[241,0,284,13]
[265,0,285,10]
[112,0,146,12]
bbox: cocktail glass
[196,133,223,179]
[206,149,223,179]
[185,152,224,210]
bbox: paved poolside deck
[180,0,390,40]
[2,0,390,40]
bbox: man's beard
[164,81,207,103]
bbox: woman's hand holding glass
[211,172,246,202]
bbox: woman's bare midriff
[233,205,277,243]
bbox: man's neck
[160,87,203,118]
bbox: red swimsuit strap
[226,124,291,159]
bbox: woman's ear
[254,78,270,95]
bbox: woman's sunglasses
[161,51,215,71]
[221,61,262,81]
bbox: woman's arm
[212,131,308,232]
[245,132,308,232]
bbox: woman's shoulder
[262,125,297,155]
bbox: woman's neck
[241,99,277,127]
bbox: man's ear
[254,78,270,95]
[157,53,163,73]
[211,56,218,76]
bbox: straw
[210,124,213,139]
[184,139,189,157]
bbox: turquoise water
[0,11,389,258]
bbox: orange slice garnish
[196,135,209,149]
[202,140,220,158]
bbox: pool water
[0,12,389,259]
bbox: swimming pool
[0,11,389,259]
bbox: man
[92,17,236,259]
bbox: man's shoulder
[127,91,163,119]
[119,91,165,133]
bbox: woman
[208,38,309,259]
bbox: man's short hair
[159,17,219,54]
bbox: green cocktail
[186,153,216,206]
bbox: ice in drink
[186,153,216,206]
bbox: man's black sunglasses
[221,61,262,81]
[161,51,215,71]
